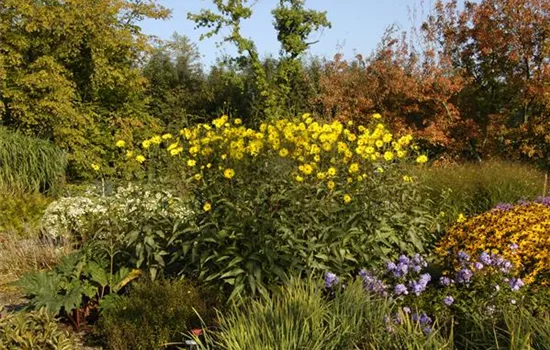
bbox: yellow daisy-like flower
[416,155,428,164]
[327,181,335,190]
[206,163,212,168]
[187,159,197,167]
[234,118,242,125]
[135,155,146,163]
[170,147,183,156]
[203,202,212,212]
[372,113,382,119]
[327,167,337,177]
[162,133,173,140]
[126,150,133,159]
[224,168,235,179]
[142,140,151,149]
[375,140,384,148]
[316,172,326,180]
[279,148,289,157]
[115,140,126,148]
[295,175,304,182]
[383,134,392,143]
[91,163,100,171]
[300,164,313,175]
[194,173,202,181]
[457,213,467,223]
[349,163,359,173]
[343,194,352,204]
[384,151,394,161]
[151,135,162,145]
[403,175,413,182]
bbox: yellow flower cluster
[120,114,426,194]
[436,203,550,284]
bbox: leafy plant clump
[0,307,78,350]
[97,279,220,350]
[115,114,438,297]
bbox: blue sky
[140,0,434,66]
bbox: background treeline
[1,0,549,181]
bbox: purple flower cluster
[324,272,339,289]
[387,254,427,279]
[492,203,514,212]
[509,278,524,291]
[535,196,550,206]
[457,250,514,277]
[359,269,387,296]
[409,273,431,296]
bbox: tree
[188,0,330,122]
[0,0,170,178]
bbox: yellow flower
[457,213,466,223]
[162,133,173,140]
[126,150,134,159]
[170,147,183,156]
[416,155,428,164]
[383,134,392,143]
[142,140,151,149]
[135,155,146,163]
[316,172,326,180]
[384,151,394,161]
[151,135,162,144]
[295,175,304,182]
[300,164,313,175]
[343,194,352,204]
[375,140,384,148]
[115,140,126,148]
[347,177,353,183]
[327,167,337,177]
[349,163,359,173]
[194,173,202,181]
[206,163,212,168]
[91,163,100,171]
[224,168,235,179]
[187,159,197,167]
[234,118,242,125]
[203,202,212,212]
[372,113,382,119]
[403,175,413,182]
[279,148,289,157]
[327,181,335,190]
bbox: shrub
[0,189,52,235]
[97,279,220,350]
[437,199,550,284]
[0,127,66,193]
[411,160,545,221]
[121,114,438,297]
[0,308,78,350]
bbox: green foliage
[0,308,77,350]
[0,127,66,193]
[411,160,545,222]
[0,189,52,235]
[0,0,169,179]
[16,244,141,329]
[195,278,452,349]
[97,279,220,350]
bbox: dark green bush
[97,279,221,350]
[0,127,66,194]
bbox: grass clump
[411,160,545,220]
[0,127,66,194]
[0,189,52,235]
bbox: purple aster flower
[457,251,470,262]
[398,255,410,264]
[324,272,339,289]
[419,314,432,325]
[474,262,484,270]
[493,203,514,211]
[385,261,397,272]
[412,313,419,322]
[500,260,513,273]
[509,278,524,291]
[394,284,408,296]
[535,196,550,206]
[393,262,409,278]
[443,295,454,306]
[509,243,519,250]
[440,276,453,286]
[457,268,473,284]
[359,269,387,295]
[479,252,492,265]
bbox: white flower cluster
[40,183,194,240]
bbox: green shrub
[0,189,52,235]
[0,127,66,193]
[0,308,77,350]
[411,160,545,222]
[97,279,220,350]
